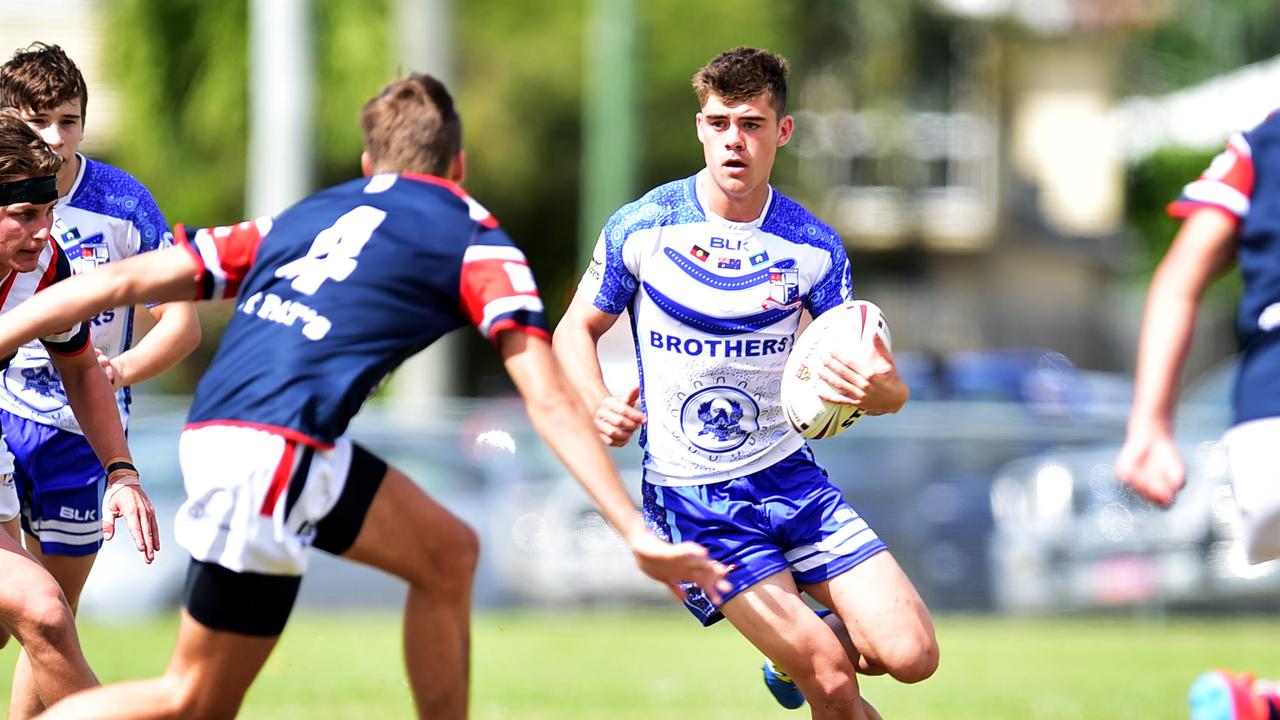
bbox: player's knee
[408,517,479,587]
[879,632,939,684]
[799,662,859,708]
[15,583,76,654]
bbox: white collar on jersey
[55,152,88,209]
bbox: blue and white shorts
[642,446,887,625]
[1,410,105,556]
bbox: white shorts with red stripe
[176,425,355,576]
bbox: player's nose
[37,125,61,148]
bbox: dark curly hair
[692,47,789,116]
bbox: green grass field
[0,610,1274,719]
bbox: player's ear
[777,114,794,148]
[360,151,373,177]
[449,150,466,184]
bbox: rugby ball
[782,300,892,439]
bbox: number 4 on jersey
[275,205,387,295]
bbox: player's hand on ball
[1116,428,1186,508]
[629,532,732,605]
[594,386,646,447]
[103,479,160,564]
[818,334,909,415]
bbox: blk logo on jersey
[679,385,759,453]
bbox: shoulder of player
[69,157,165,221]
[760,189,842,249]
[603,177,695,238]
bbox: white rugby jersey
[582,171,853,486]
[0,154,172,433]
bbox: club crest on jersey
[679,385,759,453]
[76,235,110,268]
[20,366,66,401]
[689,245,710,262]
[762,264,800,310]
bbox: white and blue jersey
[1170,115,1280,424]
[0,153,171,433]
[580,171,853,485]
[581,172,886,622]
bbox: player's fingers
[101,515,115,541]
[602,398,646,424]
[623,385,641,406]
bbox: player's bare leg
[39,609,279,720]
[10,544,96,719]
[0,518,19,650]
[721,571,880,720]
[803,552,938,684]
[0,528,96,713]
[342,464,478,720]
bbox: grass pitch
[0,610,1274,718]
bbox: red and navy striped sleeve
[1169,133,1254,224]
[34,241,90,355]
[458,241,549,344]
[174,218,272,300]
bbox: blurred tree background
[96,0,1280,394]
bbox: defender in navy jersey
[1118,111,1280,719]
[0,44,199,718]
[556,48,936,719]
[0,110,159,716]
[0,74,728,720]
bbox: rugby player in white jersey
[0,108,158,715]
[0,43,199,720]
[555,47,937,719]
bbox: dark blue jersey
[1171,113,1280,423]
[176,173,548,446]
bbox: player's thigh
[339,463,478,585]
[720,569,849,673]
[803,552,936,670]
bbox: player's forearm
[551,319,612,409]
[111,301,202,386]
[505,334,647,539]
[53,351,132,466]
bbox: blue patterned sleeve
[582,212,640,315]
[805,237,854,317]
[129,183,173,254]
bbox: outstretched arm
[0,246,200,358]
[500,329,729,602]
[1116,208,1238,506]
[552,290,647,447]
